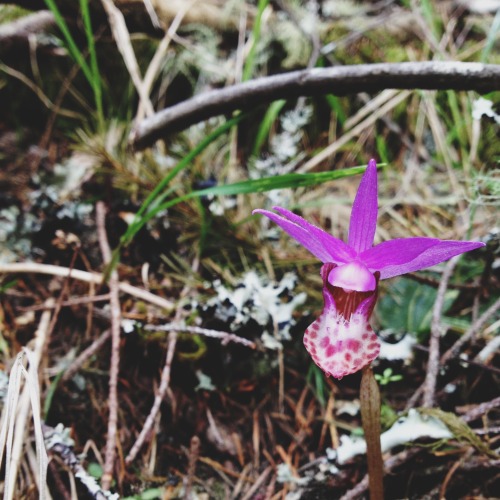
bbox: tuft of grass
[44,0,104,128]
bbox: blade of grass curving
[325,94,347,126]
[121,113,246,247]
[242,0,269,82]
[79,0,104,127]
[481,9,500,63]
[132,164,373,233]
[252,99,286,157]
[419,0,442,41]
[105,114,247,276]
[44,0,93,84]
[446,90,468,153]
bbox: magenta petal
[253,207,355,264]
[360,237,441,270]
[328,261,377,292]
[348,159,378,253]
[378,240,485,280]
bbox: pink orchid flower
[253,160,484,379]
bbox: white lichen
[326,409,452,465]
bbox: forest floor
[0,1,499,498]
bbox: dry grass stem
[100,0,154,116]
[423,256,460,408]
[0,303,52,500]
[96,202,122,491]
[298,90,411,172]
[125,330,178,464]
[441,296,500,365]
[62,328,112,382]
[136,0,197,121]
[0,262,174,310]
[144,323,256,348]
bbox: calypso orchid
[254,160,485,379]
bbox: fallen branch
[130,61,500,149]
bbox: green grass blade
[325,94,347,126]
[79,0,104,127]
[44,0,93,84]
[121,113,246,247]
[133,164,373,233]
[242,0,269,81]
[252,99,286,157]
[481,9,500,63]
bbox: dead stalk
[422,256,459,408]
[360,365,384,500]
[96,202,121,491]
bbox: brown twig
[407,294,500,410]
[0,262,174,310]
[130,61,500,149]
[19,294,112,312]
[144,324,256,348]
[184,435,200,499]
[441,296,500,365]
[96,202,121,491]
[124,330,177,464]
[62,329,112,382]
[463,396,500,423]
[406,272,480,291]
[340,448,421,500]
[422,256,459,408]
[125,253,200,464]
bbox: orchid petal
[253,207,355,264]
[378,240,485,280]
[348,159,378,253]
[303,265,379,379]
[328,261,377,292]
[360,237,440,271]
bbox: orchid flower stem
[360,365,384,500]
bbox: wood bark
[130,61,500,150]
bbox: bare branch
[130,61,500,149]
[96,202,121,491]
[422,256,459,408]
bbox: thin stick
[340,449,419,500]
[125,330,177,464]
[184,435,200,499]
[463,396,500,423]
[407,292,499,410]
[360,365,384,500]
[136,0,196,121]
[100,0,154,116]
[62,329,112,382]
[422,256,459,408]
[20,293,112,311]
[0,262,174,310]
[441,296,500,365]
[144,324,256,348]
[130,61,500,149]
[96,202,121,491]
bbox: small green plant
[375,368,403,386]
